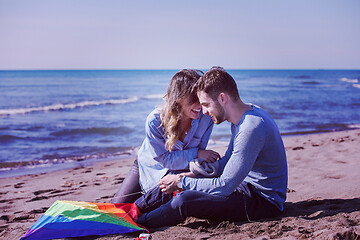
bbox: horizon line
[1,68,360,71]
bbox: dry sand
[1,129,359,239]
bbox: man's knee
[170,191,199,211]
[170,191,193,207]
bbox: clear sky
[0,0,359,70]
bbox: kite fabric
[20,200,147,240]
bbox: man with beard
[136,67,288,227]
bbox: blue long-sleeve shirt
[182,105,288,210]
[138,108,214,193]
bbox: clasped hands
[159,172,193,194]
[159,149,220,194]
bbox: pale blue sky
[0,0,359,70]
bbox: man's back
[238,105,288,210]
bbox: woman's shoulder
[145,108,162,127]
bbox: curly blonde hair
[161,69,203,151]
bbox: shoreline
[1,126,359,180]
[0,149,139,179]
[280,125,360,137]
[1,129,359,239]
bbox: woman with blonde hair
[112,69,220,203]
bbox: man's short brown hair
[195,66,240,101]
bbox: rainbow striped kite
[20,200,147,240]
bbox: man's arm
[160,117,266,196]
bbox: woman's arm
[145,115,199,170]
[198,121,214,149]
[196,117,220,163]
[144,111,219,170]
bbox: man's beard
[212,102,226,124]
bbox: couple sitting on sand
[111,67,288,227]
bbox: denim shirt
[182,105,288,210]
[138,108,214,193]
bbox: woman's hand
[197,149,220,163]
[159,172,195,194]
[159,174,182,194]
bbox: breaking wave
[142,94,164,100]
[340,77,358,83]
[0,97,139,117]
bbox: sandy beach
[1,129,359,240]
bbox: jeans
[137,182,282,228]
[111,159,143,203]
[134,169,189,213]
[135,185,173,214]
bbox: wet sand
[1,129,359,239]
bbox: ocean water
[1,69,359,177]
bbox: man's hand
[159,174,182,194]
[197,149,220,163]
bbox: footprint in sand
[33,189,56,196]
[62,180,76,187]
[321,174,344,180]
[113,177,124,185]
[298,226,313,236]
[0,224,9,230]
[14,183,25,188]
[0,215,11,223]
[27,196,49,202]
[335,160,348,164]
[286,188,296,193]
[50,189,65,194]
[335,231,360,240]
[97,195,114,201]
[12,214,33,222]
[292,146,304,150]
[0,197,24,204]
[104,163,115,167]
[30,207,48,214]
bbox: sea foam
[0,97,139,116]
[340,77,358,83]
[142,94,164,100]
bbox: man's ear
[218,93,228,106]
